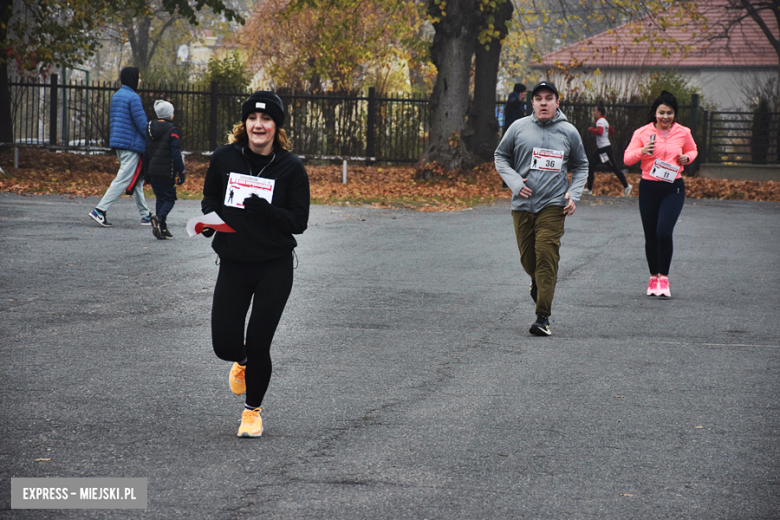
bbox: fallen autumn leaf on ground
[2,149,779,211]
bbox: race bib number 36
[224,172,275,208]
[532,147,564,172]
[649,159,680,183]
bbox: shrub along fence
[6,75,778,168]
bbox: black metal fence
[6,75,778,166]
[701,111,780,164]
[6,76,430,162]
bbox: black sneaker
[529,279,538,303]
[162,228,173,239]
[529,315,551,336]
[150,215,162,239]
[88,208,112,227]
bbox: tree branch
[737,0,780,58]
[146,14,180,67]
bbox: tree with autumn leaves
[0,0,241,145]
[237,0,427,93]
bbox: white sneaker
[624,184,633,197]
[581,188,592,195]
[88,209,112,227]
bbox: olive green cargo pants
[512,205,566,319]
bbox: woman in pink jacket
[624,91,698,298]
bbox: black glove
[243,194,273,216]
[201,201,219,216]
[176,171,186,185]
[202,227,215,238]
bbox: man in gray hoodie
[494,81,588,336]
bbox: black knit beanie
[241,91,285,128]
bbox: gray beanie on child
[154,100,174,119]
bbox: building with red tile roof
[530,0,779,108]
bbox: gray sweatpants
[96,149,150,218]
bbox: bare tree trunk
[467,0,513,162]
[0,0,13,145]
[418,0,484,174]
[0,61,12,145]
[124,13,149,68]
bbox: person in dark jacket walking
[201,91,310,438]
[500,83,528,189]
[88,67,152,227]
[502,82,527,135]
[142,100,185,239]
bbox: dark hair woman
[201,91,310,437]
[623,90,697,298]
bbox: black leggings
[211,254,294,408]
[587,145,628,189]
[638,178,685,276]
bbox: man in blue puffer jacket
[88,67,152,227]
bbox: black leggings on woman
[638,178,685,276]
[211,254,293,408]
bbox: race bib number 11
[532,147,564,172]
[649,159,680,183]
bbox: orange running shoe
[229,362,246,395]
[237,408,263,438]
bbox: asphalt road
[1,193,778,519]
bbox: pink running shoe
[646,276,659,296]
[657,276,671,297]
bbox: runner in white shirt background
[582,104,632,197]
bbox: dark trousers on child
[211,254,294,408]
[149,177,177,227]
[587,145,628,190]
[638,178,685,276]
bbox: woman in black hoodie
[201,91,310,438]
